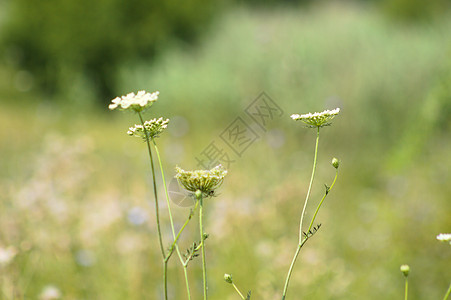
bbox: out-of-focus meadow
[1,0,451,299]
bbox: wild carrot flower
[109,90,159,112]
[291,108,340,128]
[437,233,451,245]
[175,164,227,197]
[127,117,169,140]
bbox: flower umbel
[175,164,227,197]
[109,90,159,112]
[127,117,169,140]
[291,108,340,128]
[437,233,451,245]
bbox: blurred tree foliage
[1,0,221,101]
[1,0,449,103]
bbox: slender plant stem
[281,237,309,300]
[282,127,321,300]
[443,282,451,300]
[306,170,338,233]
[299,127,320,243]
[153,140,195,299]
[197,192,208,300]
[404,277,408,300]
[232,282,246,300]
[137,112,167,300]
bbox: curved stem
[197,192,208,300]
[299,127,320,243]
[282,127,320,300]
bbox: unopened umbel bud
[224,273,233,284]
[331,157,340,169]
[400,264,410,277]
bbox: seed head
[175,164,227,197]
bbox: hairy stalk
[153,140,196,299]
[444,282,451,300]
[197,192,208,300]
[138,112,167,300]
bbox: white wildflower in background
[39,285,61,300]
[436,233,451,245]
[175,164,227,197]
[0,246,17,267]
[109,90,159,112]
[127,117,169,140]
[291,108,340,128]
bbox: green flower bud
[331,157,340,169]
[400,264,410,277]
[195,190,202,199]
[224,273,233,284]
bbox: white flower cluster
[436,233,451,244]
[291,108,340,128]
[109,90,159,112]
[39,285,62,300]
[0,245,17,267]
[175,164,227,196]
[127,117,169,140]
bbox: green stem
[443,282,451,300]
[281,237,309,300]
[232,282,246,300]
[299,127,320,243]
[306,170,338,233]
[183,266,192,300]
[137,112,166,300]
[404,277,408,300]
[282,127,320,300]
[153,140,194,299]
[198,192,208,300]
[163,261,168,300]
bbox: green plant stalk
[299,127,320,243]
[306,170,338,233]
[198,192,208,300]
[404,277,408,300]
[137,112,167,300]
[443,282,451,300]
[232,282,246,300]
[153,140,195,299]
[281,170,338,300]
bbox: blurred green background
[1,0,450,299]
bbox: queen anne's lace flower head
[291,108,340,128]
[175,164,227,197]
[437,233,451,245]
[109,90,159,112]
[127,117,169,140]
